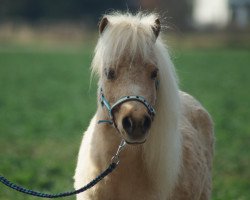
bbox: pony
[74,12,214,200]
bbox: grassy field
[0,40,249,200]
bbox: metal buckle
[111,139,127,164]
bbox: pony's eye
[151,69,158,80]
[105,68,116,80]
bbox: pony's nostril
[122,115,151,137]
[142,116,151,132]
[122,116,133,134]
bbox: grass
[0,44,95,200]
[0,41,249,200]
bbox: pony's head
[92,13,162,144]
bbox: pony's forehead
[107,52,157,66]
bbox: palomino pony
[74,12,214,200]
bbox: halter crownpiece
[98,88,156,126]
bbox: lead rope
[0,139,126,198]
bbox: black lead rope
[0,163,117,198]
[0,140,126,198]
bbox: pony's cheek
[147,86,157,106]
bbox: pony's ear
[152,18,161,39]
[99,17,109,34]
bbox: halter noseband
[98,88,156,127]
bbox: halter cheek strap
[98,88,156,126]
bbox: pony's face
[95,14,161,144]
[102,60,158,144]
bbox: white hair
[143,38,182,197]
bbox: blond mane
[144,38,182,196]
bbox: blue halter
[98,88,156,127]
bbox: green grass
[0,44,95,200]
[0,43,249,200]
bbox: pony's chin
[125,139,146,145]
[118,129,149,145]
[121,134,148,145]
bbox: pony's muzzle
[117,102,152,144]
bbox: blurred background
[0,0,249,200]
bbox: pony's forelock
[91,12,160,76]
